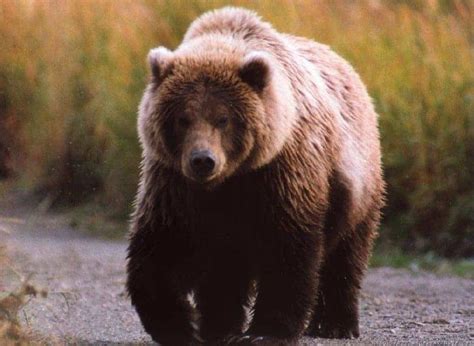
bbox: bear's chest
[183,175,266,247]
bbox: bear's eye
[177,116,190,129]
[216,115,229,129]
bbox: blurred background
[0,0,472,258]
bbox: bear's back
[285,34,377,127]
[183,7,274,44]
[284,34,384,223]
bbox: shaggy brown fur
[127,7,385,345]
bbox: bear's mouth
[194,168,217,180]
[189,173,217,184]
[182,167,226,189]
[186,175,222,191]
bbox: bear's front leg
[127,230,200,345]
[196,260,253,343]
[128,276,197,345]
[248,230,323,342]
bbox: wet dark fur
[127,7,385,346]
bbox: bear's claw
[219,334,294,345]
[310,323,360,339]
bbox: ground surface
[1,200,473,344]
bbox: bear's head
[138,42,296,188]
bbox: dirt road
[1,206,473,344]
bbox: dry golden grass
[0,248,25,343]
[0,210,53,344]
[0,244,48,344]
[0,0,472,256]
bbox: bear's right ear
[148,47,174,84]
[238,51,272,93]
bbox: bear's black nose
[190,150,216,178]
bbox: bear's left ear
[148,46,174,84]
[238,52,272,93]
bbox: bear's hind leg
[307,215,378,339]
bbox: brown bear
[127,7,385,345]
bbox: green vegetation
[371,248,474,279]
[66,202,129,240]
[0,0,472,257]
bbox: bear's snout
[189,149,216,179]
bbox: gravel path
[1,207,473,344]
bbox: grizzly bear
[127,7,385,345]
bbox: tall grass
[0,0,472,256]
